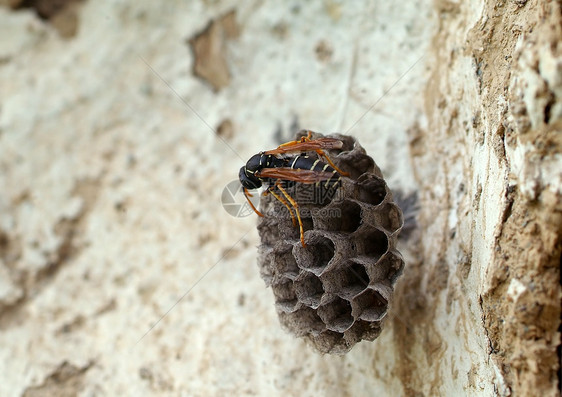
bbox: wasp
[239,130,349,247]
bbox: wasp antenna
[244,188,264,217]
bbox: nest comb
[257,131,404,354]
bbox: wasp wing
[257,167,336,183]
[264,138,344,155]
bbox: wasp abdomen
[288,155,341,205]
[289,155,341,188]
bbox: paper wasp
[239,130,349,247]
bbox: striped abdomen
[288,155,341,203]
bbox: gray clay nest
[257,131,404,354]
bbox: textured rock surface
[0,1,431,395]
[0,0,559,396]
[403,1,561,396]
[257,132,404,354]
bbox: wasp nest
[257,131,404,354]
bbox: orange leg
[267,189,297,227]
[300,130,312,142]
[314,148,350,176]
[275,181,307,247]
[244,187,263,217]
[277,130,313,149]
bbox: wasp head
[239,153,263,189]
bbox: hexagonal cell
[351,288,388,322]
[373,203,404,233]
[321,134,378,179]
[317,296,354,332]
[273,243,300,281]
[271,278,299,313]
[354,174,387,206]
[344,320,382,344]
[293,234,335,275]
[341,156,376,180]
[294,271,325,308]
[355,227,388,258]
[323,261,369,299]
[314,199,362,233]
[362,250,404,284]
[278,307,325,337]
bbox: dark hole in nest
[355,177,386,206]
[301,216,314,233]
[337,200,362,232]
[318,199,362,233]
[347,262,369,290]
[326,262,369,298]
[307,236,335,270]
[294,272,325,307]
[343,156,376,179]
[359,228,388,258]
[317,296,353,331]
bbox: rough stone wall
[0,0,559,396]
[404,0,561,395]
[0,1,432,396]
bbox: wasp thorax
[244,153,263,172]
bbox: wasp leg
[299,131,350,176]
[277,139,302,149]
[267,188,297,227]
[300,130,313,142]
[244,187,264,217]
[275,181,306,247]
[315,149,350,176]
[276,129,313,149]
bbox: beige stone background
[0,1,560,396]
